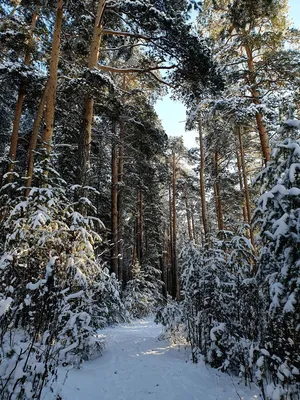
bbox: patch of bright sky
[154,0,300,149]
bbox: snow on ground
[54,318,260,400]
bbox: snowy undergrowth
[0,158,126,399]
[157,136,300,400]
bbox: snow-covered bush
[0,157,124,398]
[123,261,161,318]
[155,298,186,344]
[254,134,300,399]
[160,233,259,376]
[92,268,127,327]
[180,238,236,366]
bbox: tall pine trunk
[7,5,39,180]
[198,118,209,242]
[214,151,224,231]
[191,203,197,244]
[111,126,119,276]
[79,0,106,185]
[237,126,255,247]
[236,144,247,223]
[171,152,179,300]
[41,0,63,154]
[184,183,193,241]
[25,80,50,195]
[117,76,126,280]
[245,44,270,164]
[168,184,173,296]
[117,124,124,280]
[138,189,143,263]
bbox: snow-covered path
[58,318,260,400]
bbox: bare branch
[102,29,151,40]
[97,64,177,74]
[149,71,173,87]
[99,42,147,52]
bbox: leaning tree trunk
[7,5,39,181]
[198,117,209,243]
[79,0,106,185]
[41,0,63,155]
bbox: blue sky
[155,0,300,148]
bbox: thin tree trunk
[171,152,180,300]
[7,5,39,180]
[117,138,124,280]
[117,76,126,281]
[236,145,247,223]
[25,80,50,195]
[159,249,167,299]
[184,183,193,241]
[214,151,224,231]
[245,44,270,164]
[79,0,106,184]
[168,230,172,296]
[191,203,197,244]
[198,118,209,242]
[138,188,143,263]
[111,127,119,277]
[237,126,255,247]
[132,217,138,272]
[168,184,173,295]
[41,0,63,154]
[163,228,169,295]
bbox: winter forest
[0,0,300,399]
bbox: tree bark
[191,203,197,244]
[184,183,193,241]
[7,5,39,180]
[25,80,50,195]
[171,152,180,300]
[244,44,271,164]
[236,146,247,223]
[214,151,224,232]
[117,121,124,280]
[111,127,119,277]
[237,126,255,247]
[79,0,106,185]
[138,189,143,263]
[117,75,126,280]
[162,228,169,295]
[159,247,167,299]
[168,184,173,295]
[41,0,63,154]
[198,118,209,243]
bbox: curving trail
[57,318,260,400]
